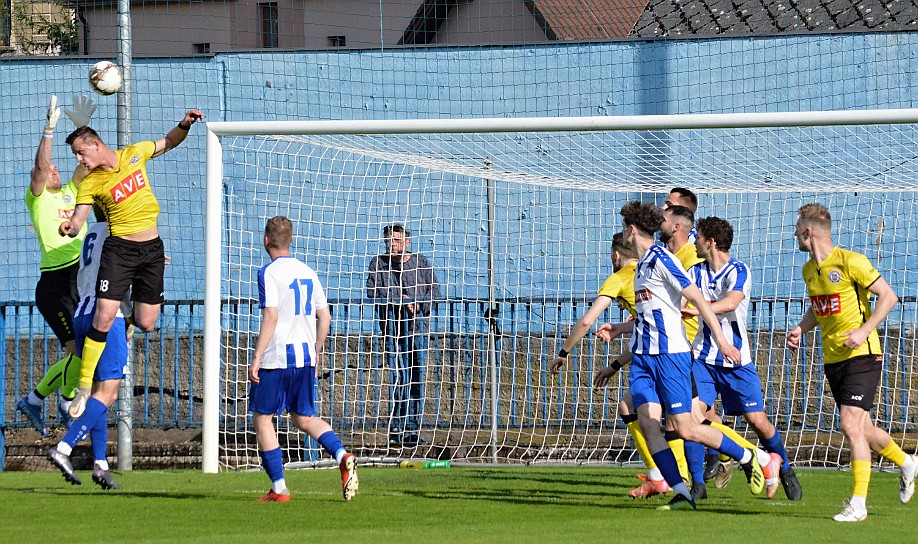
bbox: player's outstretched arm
[58,203,92,237]
[786,307,817,350]
[153,109,204,157]
[592,350,632,388]
[550,296,612,374]
[595,318,634,343]
[31,95,61,196]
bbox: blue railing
[3,296,917,467]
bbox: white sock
[95,460,110,471]
[647,467,664,481]
[850,496,867,510]
[56,442,73,456]
[272,479,287,494]
[901,455,916,473]
[335,449,347,464]
[739,449,753,465]
[755,448,771,467]
[27,391,43,406]
[59,398,72,413]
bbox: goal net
[202,112,918,473]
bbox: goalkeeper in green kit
[17,95,97,435]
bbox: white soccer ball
[88,61,123,96]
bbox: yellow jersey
[76,141,160,237]
[597,261,637,318]
[674,241,704,342]
[802,246,883,364]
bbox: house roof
[632,0,918,37]
[528,0,652,39]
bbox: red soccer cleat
[629,473,670,499]
[259,490,291,503]
[763,452,782,499]
[340,453,359,501]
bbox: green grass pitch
[1,466,913,543]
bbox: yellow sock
[626,420,656,469]
[711,422,757,450]
[878,441,908,467]
[852,459,871,498]
[79,337,106,389]
[668,438,689,482]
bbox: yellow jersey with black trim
[597,261,637,318]
[675,241,704,343]
[76,141,160,237]
[802,246,882,364]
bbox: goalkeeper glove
[63,95,97,128]
[43,95,61,135]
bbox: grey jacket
[366,253,440,335]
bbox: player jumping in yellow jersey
[786,202,918,522]
[58,109,204,418]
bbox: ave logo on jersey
[810,293,841,316]
[109,170,146,203]
[635,289,652,303]
[57,208,75,220]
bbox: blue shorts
[693,360,765,416]
[629,352,693,415]
[74,313,127,382]
[249,366,317,417]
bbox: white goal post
[203,110,918,473]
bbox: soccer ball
[88,61,123,96]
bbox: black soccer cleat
[780,466,803,501]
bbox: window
[258,2,279,49]
[193,42,211,55]
[327,35,346,48]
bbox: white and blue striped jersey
[690,258,752,367]
[630,244,693,355]
[74,222,130,319]
[258,255,328,370]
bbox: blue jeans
[387,332,428,435]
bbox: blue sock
[90,404,109,463]
[317,430,346,461]
[63,397,108,448]
[684,440,706,483]
[706,446,717,457]
[717,431,755,461]
[260,447,284,483]
[715,433,746,462]
[651,448,684,489]
[761,430,790,471]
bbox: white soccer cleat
[899,454,918,504]
[833,499,867,522]
[68,387,90,419]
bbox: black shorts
[35,263,79,344]
[824,354,883,411]
[96,236,165,304]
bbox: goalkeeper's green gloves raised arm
[43,95,61,136]
[64,95,97,128]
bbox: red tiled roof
[531,0,653,39]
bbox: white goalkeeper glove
[43,95,61,135]
[63,95,97,128]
